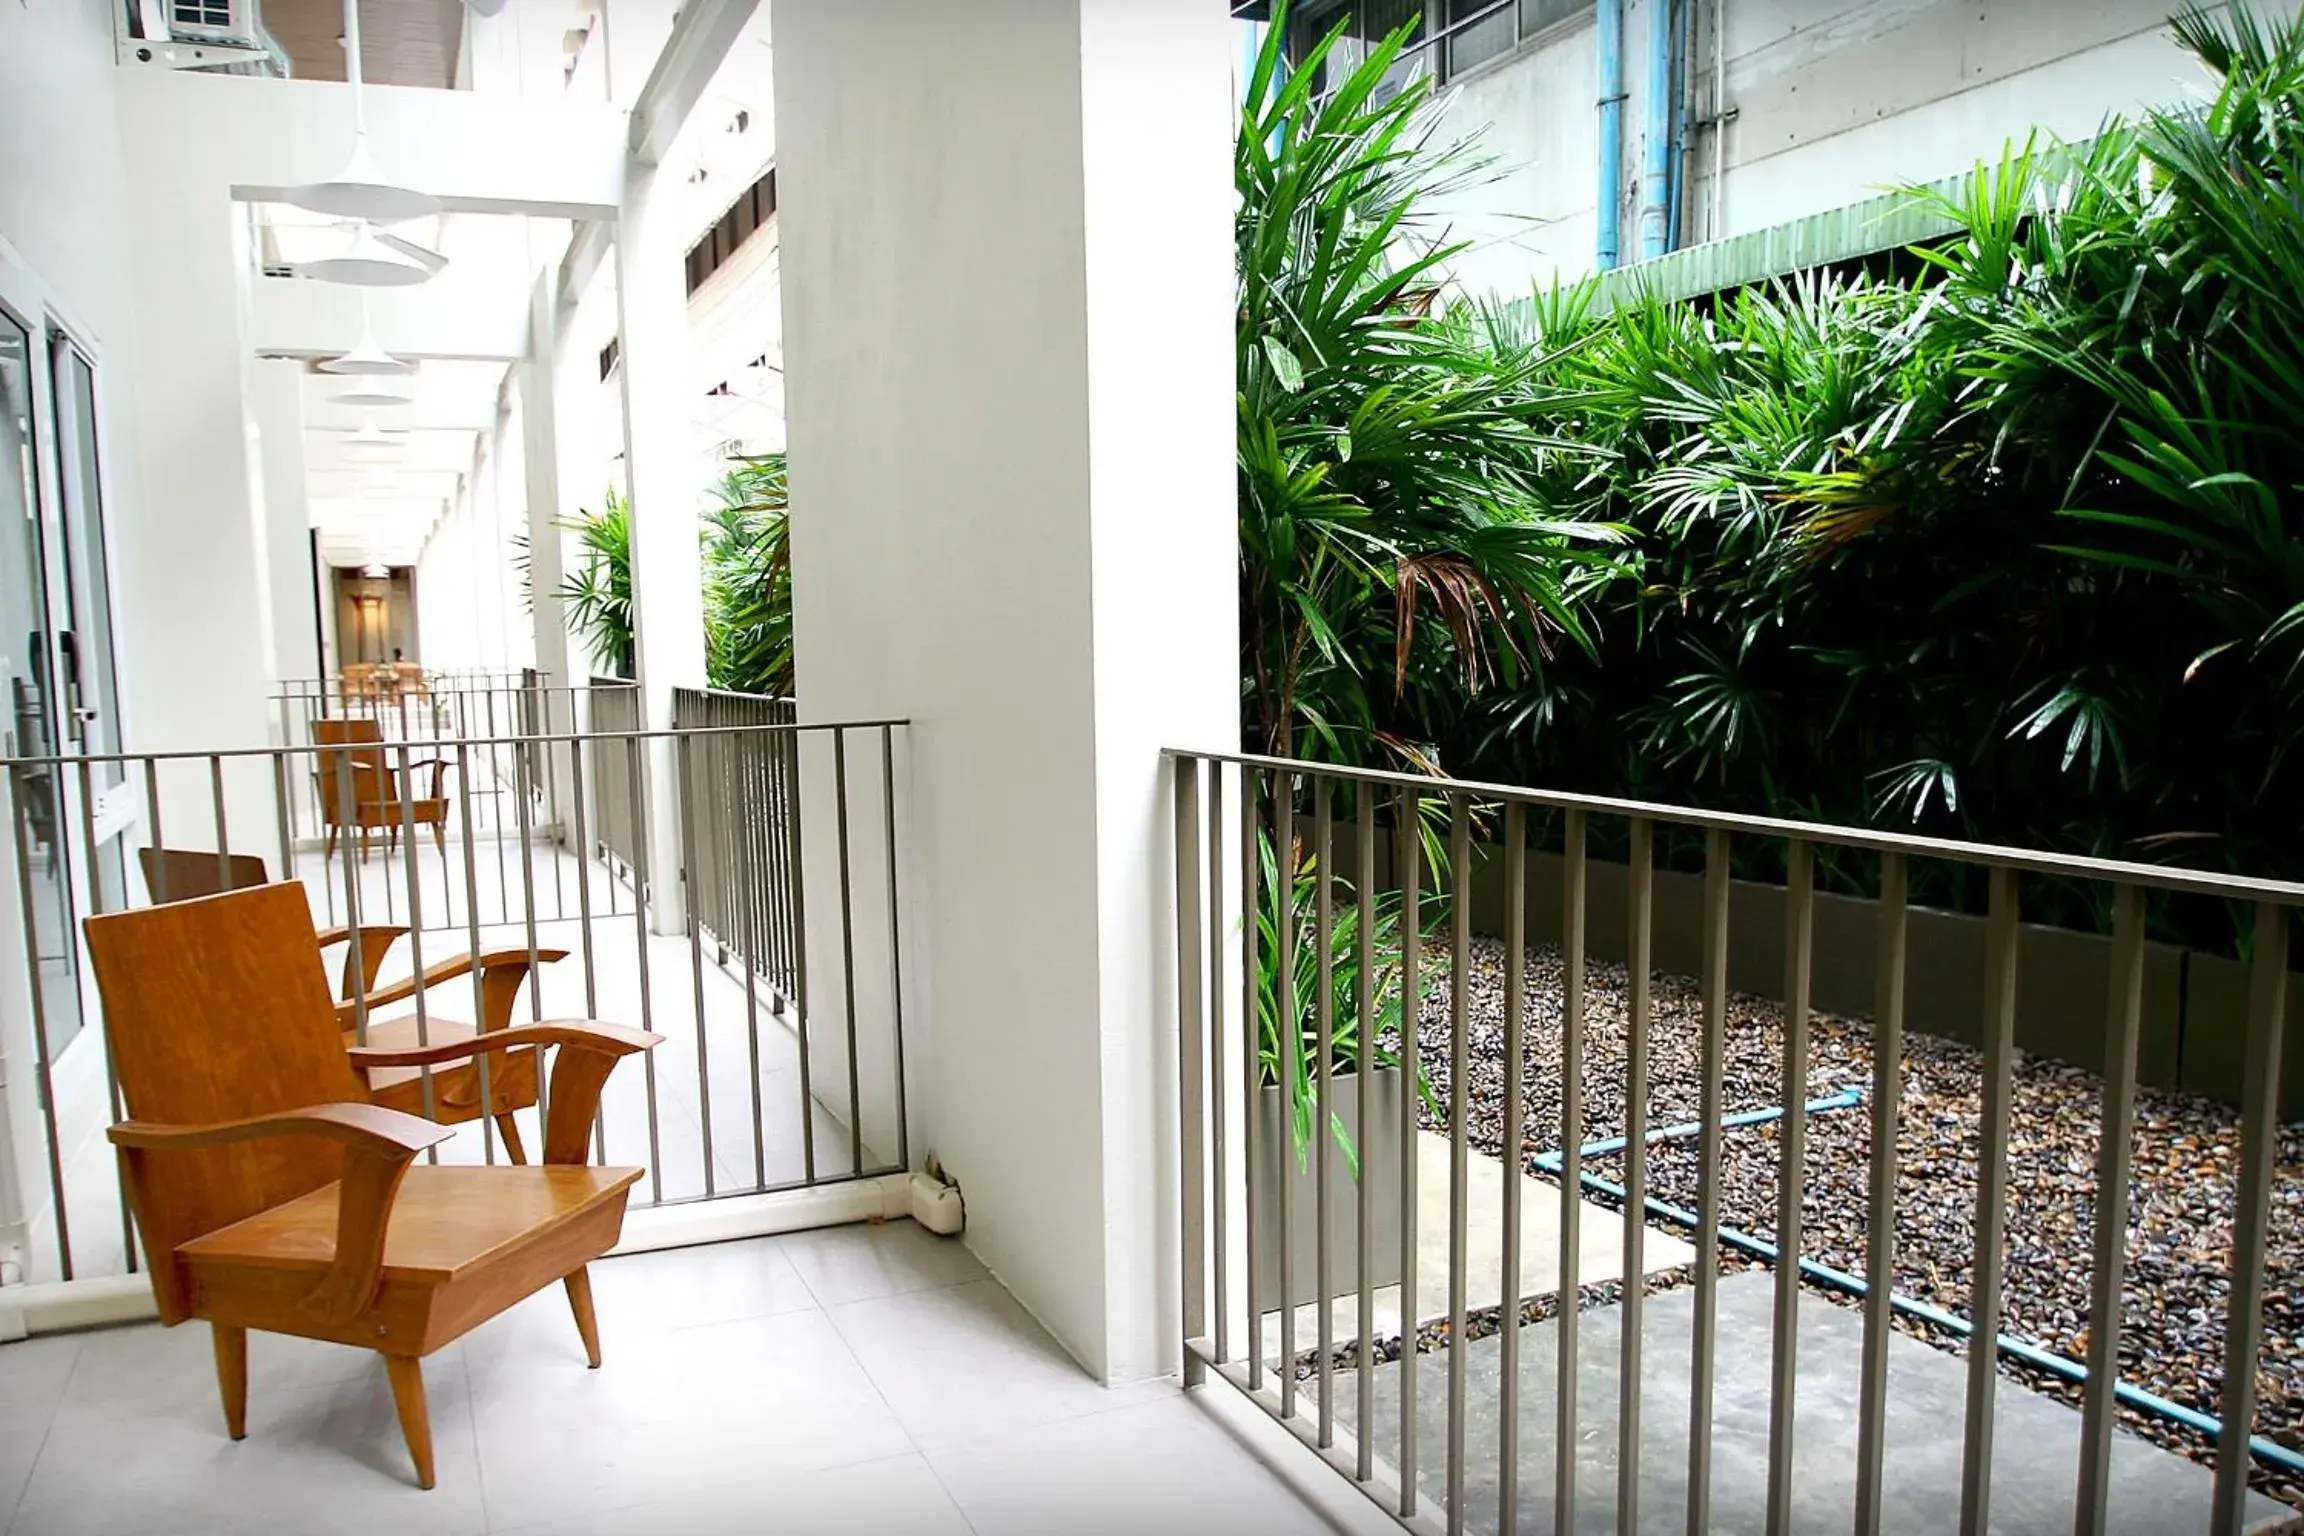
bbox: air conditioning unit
[117,0,289,76]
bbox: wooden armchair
[85,882,657,1490]
[312,717,455,863]
[134,846,569,1162]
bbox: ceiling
[264,0,465,88]
[303,356,507,566]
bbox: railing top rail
[674,687,798,704]
[1168,745,2304,906]
[0,718,912,773]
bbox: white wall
[1420,0,2300,295]
[775,0,1236,1383]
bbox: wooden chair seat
[179,1166,642,1355]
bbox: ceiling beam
[627,0,762,168]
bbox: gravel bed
[1391,935,2304,1510]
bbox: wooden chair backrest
[82,883,370,1310]
[137,847,268,905]
[313,717,389,812]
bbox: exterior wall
[1419,0,2303,296]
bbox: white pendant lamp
[318,296,418,376]
[284,0,441,225]
[331,381,416,407]
[297,222,433,287]
[342,420,406,462]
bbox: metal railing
[0,711,912,1293]
[586,678,644,877]
[1166,748,2300,1536]
[673,688,803,1002]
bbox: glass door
[0,307,83,1061]
[47,332,131,917]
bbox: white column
[250,360,320,709]
[773,0,1236,1383]
[522,270,576,694]
[614,158,709,934]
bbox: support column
[522,268,581,840]
[613,157,708,934]
[774,0,1235,1383]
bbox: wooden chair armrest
[335,946,569,1032]
[109,1102,451,1327]
[348,1021,662,1165]
[315,924,411,998]
[107,1101,455,1157]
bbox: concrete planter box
[1253,1065,1405,1308]
[1411,839,2304,1117]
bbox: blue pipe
[1561,1087,1864,1162]
[1596,0,1625,270]
[1529,1146,2304,1479]
[1637,0,1676,259]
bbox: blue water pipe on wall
[1596,0,1625,269]
[1638,0,1677,259]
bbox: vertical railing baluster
[1499,802,1527,1536]
[394,744,439,1158]
[1354,779,1375,1478]
[2075,881,2144,1536]
[1243,763,1264,1393]
[1959,865,2021,1536]
[678,731,714,1196]
[1688,826,1729,1535]
[1178,757,1207,1385]
[883,725,907,1173]
[788,725,816,1184]
[2211,900,2290,1535]
[457,740,497,1166]
[628,732,664,1203]
[834,729,864,1176]
[1765,837,1812,1534]
[1446,794,1471,1535]
[1557,806,1586,1536]
[1619,815,1654,1533]
[1276,767,1297,1419]
[10,770,72,1281]
[1397,784,1422,1520]
[1315,776,1336,1445]
[1212,761,1233,1371]
[1855,849,1907,1535]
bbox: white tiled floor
[0,1222,1401,1536]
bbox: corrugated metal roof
[1591,170,1969,310]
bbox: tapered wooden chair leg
[212,1323,248,1440]
[384,1355,435,1490]
[494,1112,528,1165]
[565,1266,602,1369]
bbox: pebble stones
[1384,935,2304,1511]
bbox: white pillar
[250,359,320,706]
[614,159,709,934]
[773,0,1236,1383]
[523,271,576,693]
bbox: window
[1282,0,1432,101]
[1444,0,1515,76]
[683,166,778,298]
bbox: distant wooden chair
[135,845,568,1162]
[86,882,656,1490]
[312,717,454,863]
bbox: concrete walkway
[1333,1272,2298,1536]
[1260,1132,1697,1364]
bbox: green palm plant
[703,455,795,699]
[559,491,635,678]
[1253,825,1442,1171]
[1238,3,1630,770]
